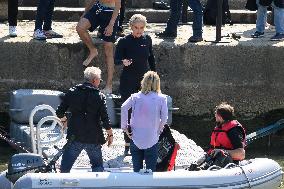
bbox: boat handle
[224,163,237,169]
[61,179,79,186]
[207,165,222,171]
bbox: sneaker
[33,29,47,40]
[44,30,63,39]
[155,31,177,38]
[9,26,17,37]
[251,31,264,38]
[188,35,203,43]
[270,33,284,41]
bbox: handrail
[29,104,57,154]
[36,116,64,156]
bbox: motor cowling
[6,153,45,183]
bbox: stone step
[19,0,84,7]
[19,0,247,10]
[131,0,247,10]
[18,7,260,24]
[0,22,283,118]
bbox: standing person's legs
[60,141,83,173]
[85,144,104,172]
[43,0,55,31]
[76,18,99,66]
[8,0,18,37]
[8,0,18,26]
[188,0,203,41]
[156,0,182,37]
[166,0,183,33]
[118,0,126,34]
[35,0,50,31]
[130,140,144,172]
[270,5,284,40]
[256,0,268,33]
[144,143,158,172]
[102,42,114,93]
[273,5,284,34]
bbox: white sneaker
[33,29,47,40]
[9,26,17,37]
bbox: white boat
[0,89,283,189]
[2,158,282,189]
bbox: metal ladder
[29,104,65,157]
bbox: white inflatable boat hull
[9,158,283,189]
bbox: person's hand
[125,130,132,139]
[104,24,114,36]
[60,117,68,128]
[107,134,113,147]
[210,149,229,158]
[122,59,132,66]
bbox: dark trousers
[118,0,126,31]
[166,0,203,37]
[35,0,56,31]
[8,0,18,26]
[130,141,158,172]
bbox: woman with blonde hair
[115,14,156,155]
[121,71,168,172]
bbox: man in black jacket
[56,66,113,172]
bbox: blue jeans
[35,0,55,31]
[166,0,203,37]
[130,140,158,172]
[60,141,104,173]
[256,0,284,33]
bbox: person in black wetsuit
[114,14,156,155]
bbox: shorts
[84,3,118,43]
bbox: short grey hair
[129,14,147,27]
[83,66,101,82]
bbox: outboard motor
[6,153,45,183]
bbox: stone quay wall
[0,40,283,119]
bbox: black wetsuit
[114,34,156,101]
[114,34,156,147]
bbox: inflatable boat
[0,158,282,189]
[0,89,283,188]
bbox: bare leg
[102,41,114,93]
[76,18,98,66]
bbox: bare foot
[83,48,98,67]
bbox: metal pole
[182,0,188,23]
[216,0,223,41]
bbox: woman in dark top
[114,14,156,155]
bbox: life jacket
[209,120,246,160]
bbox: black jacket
[56,82,111,144]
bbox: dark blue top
[114,34,156,77]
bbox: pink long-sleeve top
[121,91,168,149]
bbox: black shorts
[84,3,118,43]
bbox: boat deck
[10,123,205,172]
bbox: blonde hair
[141,71,161,94]
[83,66,101,82]
[129,14,147,27]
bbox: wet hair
[215,102,235,121]
[141,71,161,94]
[129,14,147,27]
[83,66,101,82]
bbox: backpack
[203,0,232,25]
